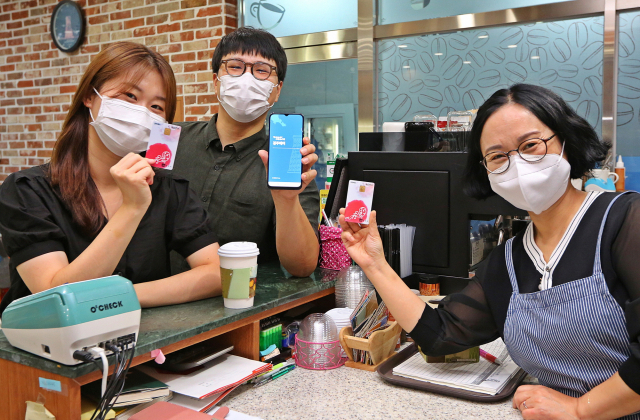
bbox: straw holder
[339,321,402,371]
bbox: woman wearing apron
[340,84,640,419]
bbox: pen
[254,365,295,387]
[270,362,286,371]
[250,360,294,383]
[479,349,502,365]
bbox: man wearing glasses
[171,27,320,277]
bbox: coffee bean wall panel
[617,10,640,157]
[378,16,604,136]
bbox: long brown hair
[49,42,176,236]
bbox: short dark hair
[463,83,610,199]
[211,26,287,82]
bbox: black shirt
[411,192,640,395]
[171,115,320,270]
[0,164,218,315]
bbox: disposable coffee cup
[218,242,260,309]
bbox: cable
[91,336,137,420]
[84,341,124,420]
[87,347,108,397]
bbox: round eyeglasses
[481,134,557,174]
[220,59,277,81]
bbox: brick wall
[0,0,237,182]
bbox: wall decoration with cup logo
[377,16,604,136]
[243,0,357,38]
[249,0,286,30]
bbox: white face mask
[89,88,166,157]
[217,73,276,123]
[488,142,571,214]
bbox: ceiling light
[508,44,517,48]
[434,52,443,56]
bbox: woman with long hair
[341,84,640,419]
[0,42,221,314]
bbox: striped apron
[503,193,640,419]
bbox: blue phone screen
[269,114,303,187]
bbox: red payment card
[147,122,181,170]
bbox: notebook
[392,338,521,395]
[138,354,271,399]
[113,394,173,420]
[80,397,116,420]
[83,369,170,407]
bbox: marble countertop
[0,264,340,378]
[222,363,525,420]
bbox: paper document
[209,407,264,420]
[392,339,521,395]
[138,354,270,399]
[169,387,237,413]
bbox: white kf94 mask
[89,87,166,157]
[217,73,276,123]
[488,141,571,214]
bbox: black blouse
[0,164,218,315]
[410,192,640,395]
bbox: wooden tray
[376,343,527,402]
[339,321,402,371]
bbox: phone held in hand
[267,113,304,190]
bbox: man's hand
[258,137,318,201]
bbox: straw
[322,209,333,227]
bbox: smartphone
[268,113,304,189]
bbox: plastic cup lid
[217,241,260,258]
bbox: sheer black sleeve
[611,195,640,395]
[165,176,218,259]
[0,171,66,266]
[409,266,500,356]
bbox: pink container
[318,226,352,270]
[294,334,345,370]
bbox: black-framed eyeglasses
[481,134,557,174]
[220,59,277,81]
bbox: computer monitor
[347,151,527,277]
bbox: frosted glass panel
[377,16,604,138]
[617,10,640,192]
[243,0,357,37]
[378,0,566,25]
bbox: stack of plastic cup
[299,313,338,342]
[334,265,375,309]
[325,308,352,358]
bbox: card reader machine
[1,276,141,365]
